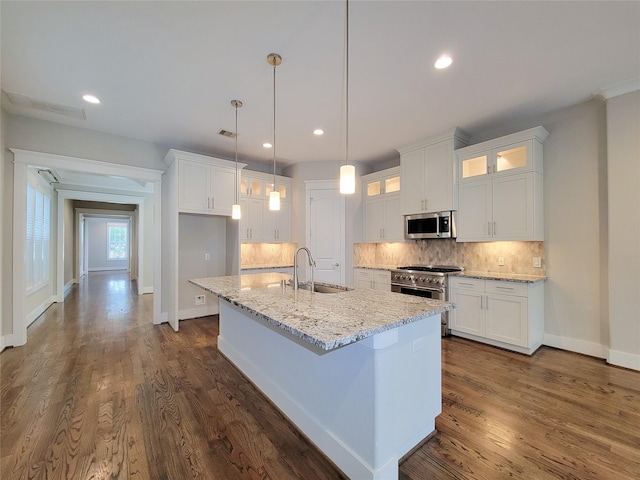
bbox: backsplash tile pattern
[354,240,545,275]
[241,243,298,268]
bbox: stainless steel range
[391,265,463,336]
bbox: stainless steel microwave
[405,211,456,239]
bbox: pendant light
[267,53,282,211]
[231,99,243,220]
[340,0,355,194]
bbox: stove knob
[419,277,425,282]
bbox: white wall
[178,213,227,319]
[63,199,75,287]
[0,108,6,344]
[86,218,129,271]
[606,90,640,370]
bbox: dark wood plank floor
[2,271,639,479]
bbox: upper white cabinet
[239,170,291,243]
[362,167,404,242]
[398,128,470,215]
[455,126,549,242]
[165,149,245,216]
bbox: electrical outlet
[533,257,542,268]
[498,256,505,266]
[195,295,205,305]
[204,253,210,261]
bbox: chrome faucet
[293,247,316,292]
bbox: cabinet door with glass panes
[364,169,400,199]
[459,140,536,183]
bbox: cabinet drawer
[485,281,528,297]
[450,277,484,291]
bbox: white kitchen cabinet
[362,167,404,242]
[449,276,544,354]
[239,171,291,243]
[456,126,548,242]
[262,201,290,242]
[175,156,238,216]
[398,128,470,215]
[240,197,264,241]
[354,268,391,291]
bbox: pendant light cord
[272,59,277,189]
[345,0,349,168]
[234,103,239,204]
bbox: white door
[306,181,344,284]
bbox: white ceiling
[2,1,639,170]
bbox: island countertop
[189,273,453,351]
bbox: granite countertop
[353,265,397,271]
[453,271,547,283]
[189,273,453,351]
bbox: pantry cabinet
[362,167,404,242]
[239,170,291,243]
[398,128,470,215]
[167,151,243,216]
[354,268,391,292]
[456,126,548,242]
[449,276,544,355]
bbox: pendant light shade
[231,99,243,220]
[267,53,282,211]
[339,0,355,195]
[340,164,355,194]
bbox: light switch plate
[533,257,542,268]
[498,256,505,266]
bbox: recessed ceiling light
[263,142,273,149]
[82,94,101,104]
[313,129,324,136]
[434,55,453,70]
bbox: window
[107,223,128,260]
[25,182,51,290]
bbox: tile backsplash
[354,240,545,275]
[241,243,298,268]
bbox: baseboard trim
[178,304,219,321]
[542,333,607,358]
[26,296,56,328]
[607,349,640,371]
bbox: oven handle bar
[391,283,445,295]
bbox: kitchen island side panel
[218,299,441,480]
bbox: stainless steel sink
[297,282,353,294]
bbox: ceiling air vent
[4,91,86,120]
[218,129,237,138]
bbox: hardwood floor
[1,271,639,479]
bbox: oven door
[391,284,449,336]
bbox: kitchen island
[189,273,453,480]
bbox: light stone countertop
[453,271,547,283]
[189,273,453,351]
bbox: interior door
[306,182,344,284]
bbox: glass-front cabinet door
[265,182,287,200]
[460,152,490,180]
[240,177,262,197]
[366,173,400,197]
[460,140,532,182]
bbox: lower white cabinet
[449,276,544,354]
[354,268,391,291]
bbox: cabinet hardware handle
[493,221,496,235]
[488,221,491,235]
[250,228,252,238]
[334,263,340,267]
[495,286,514,290]
[485,295,489,310]
[480,295,483,310]
[458,282,475,287]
